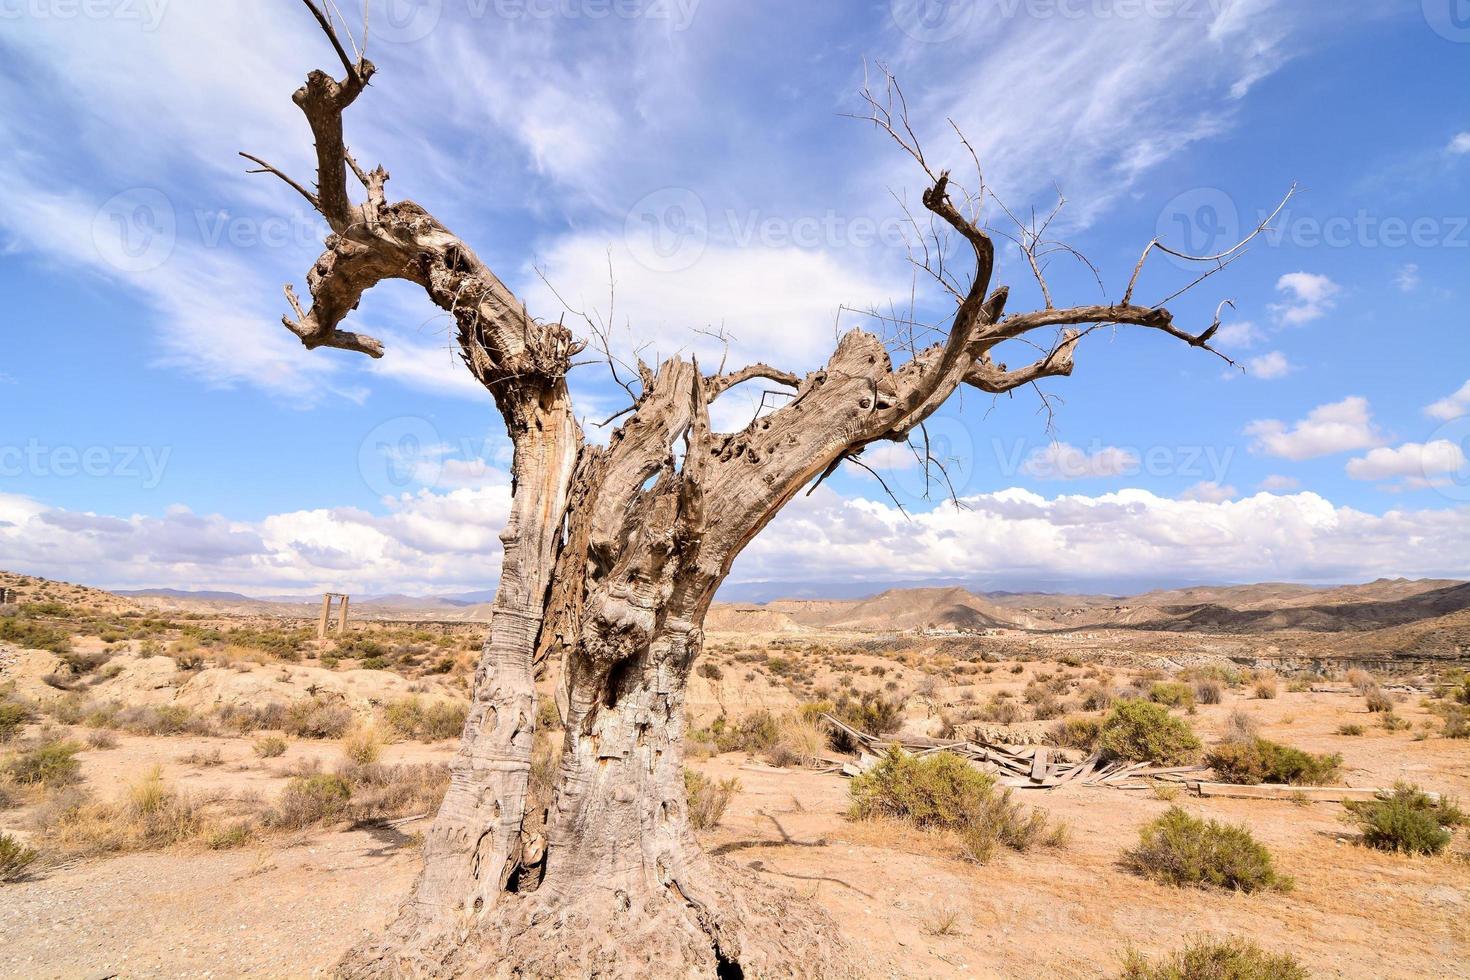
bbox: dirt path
[0,826,419,979]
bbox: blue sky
[1,0,1468,596]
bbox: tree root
[336,858,862,979]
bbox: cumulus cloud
[1179,481,1239,503]
[10,485,1470,596]
[1259,474,1301,491]
[1246,351,1293,379]
[1450,133,1470,155]
[1270,272,1339,326]
[731,487,1470,589]
[1214,320,1264,349]
[0,485,512,596]
[1346,441,1467,483]
[1019,443,1139,481]
[1245,396,1383,460]
[1425,380,1470,421]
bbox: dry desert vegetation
[2,569,1468,978]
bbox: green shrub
[0,700,31,743]
[253,735,288,758]
[5,740,82,787]
[849,748,1065,863]
[685,769,738,830]
[0,832,41,882]
[1119,935,1309,980]
[1207,738,1341,786]
[850,749,994,829]
[1344,783,1467,856]
[1050,716,1102,752]
[1099,700,1201,765]
[1123,807,1289,893]
[270,774,352,829]
[830,691,905,747]
[1149,682,1196,710]
[381,697,467,741]
[0,617,72,654]
[283,697,354,739]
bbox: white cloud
[1394,263,1421,293]
[1425,380,1470,422]
[1259,474,1300,492]
[12,485,1470,596]
[0,484,513,596]
[1214,320,1264,349]
[1246,351,1293,379]
[523,232,904,372]
[1270,272,1340,326]
[1346,441,1467,482]
[1450,133,1470,155]
[861,443,922,471]
[1179,481,1239,503]
[731,486,1470,588]
[1245,396,1384,460]
[1020,443,1139,481]
[880,0,1303,224]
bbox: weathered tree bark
[246,7,1267,975]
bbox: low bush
[270,774,352,829]
[1193,680,1223,706]
[1344,783,1467,856]
[282,697,354,739]
[685,769,738,830]
[5,739,82,787]
[849,748,1064,863]
[0,832,40,882]
[1080,684,1114,711]
[340,727,383,766]
[1149,682,1195,710]
[1049,716,1102,752]
[1098,700,1201,765]
[0,617,72,654]
[1252,677,1278,700]
[1336,723,1364,736]
[254,735,288,758]
[1364,688,1394,713]
[1119,935,1309,980]
[380,697,466,741]
[1123,807,1289,893]
[1207,738,1341,786]
[830,691,905,747]
[0,699,31,743]
[113,703,207,737]
[85,729,118,750]
[341,761,450,823]
[766,715,826,768]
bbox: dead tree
[245,6,1286,975]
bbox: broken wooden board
[1197,782,1442,804]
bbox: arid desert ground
[2,569,1468,978]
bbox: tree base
[337,858,860,979]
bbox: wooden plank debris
[817,714,1191,792]
[1197,782,1441,804]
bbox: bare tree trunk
[254,11,1273,976]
